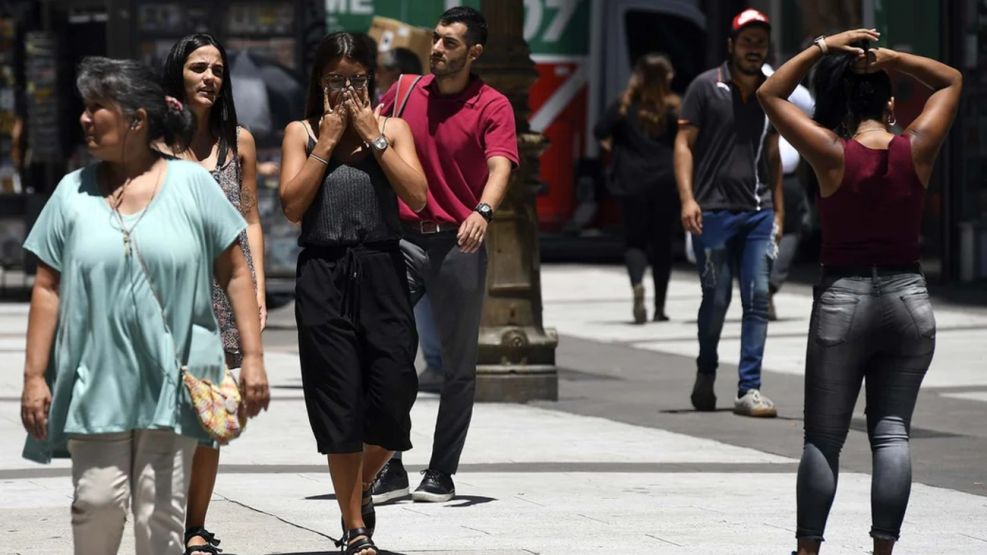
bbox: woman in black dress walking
[595,53,680,323]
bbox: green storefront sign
[325,0,589,56]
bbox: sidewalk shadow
[302,493,496,508]
[273,551,405,555]
[304,493,336,500]
[442,495,495,508]
[659,408,735,414]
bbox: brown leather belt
[403,220,459,235]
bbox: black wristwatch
[475,202,494,222]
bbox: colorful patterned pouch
[181,366,246,444]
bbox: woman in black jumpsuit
[278,32,427,555]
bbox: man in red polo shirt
[371,6,518,504]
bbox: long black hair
[304,32,377,121]
[77,56,195,150]
[812,40,892,136]
[161,33,238,154]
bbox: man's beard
[430,54,467,77]
[732,55,764,76]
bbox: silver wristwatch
[370,134,389,153]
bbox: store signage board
[25,32,59,164]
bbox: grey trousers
[392,231,487,474]
[796,272,935,542]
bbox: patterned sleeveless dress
[210,132,258,368]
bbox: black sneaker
[370,459,409,504]
[411,469,455,503]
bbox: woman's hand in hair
[316,88,348,156]
[851,46,899,75]
[343,87,383,144]
[823,29,881,57]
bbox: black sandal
[184,527,222,555]
[339,486,375,536]
[335,527,377,555]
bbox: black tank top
[299,133,401,247]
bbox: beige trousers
[68,429,197,555]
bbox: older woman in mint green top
[19,57,270,555]
[23,158,247,461]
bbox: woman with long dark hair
[19,56,269,555]
[757,30,961,554]
[160,33,266,555]
[594,53,679,323]
[280,32,427,555]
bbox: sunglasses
[322,73,370,91]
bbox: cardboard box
[368,16,431,75]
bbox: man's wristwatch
[475,202,494,222]
[369,134,389,153]
[813,35,828,55]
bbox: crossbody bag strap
[131,242,186,372]
[395,74,424,118]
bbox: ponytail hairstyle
[77,56,195,151]
[812,40,892,137]
[620,53,675,137]
[305,32,377,121]
[161,34,238,156]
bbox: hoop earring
[888,113,896,127]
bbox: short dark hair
[305,32,376,121]
[381,47,422,75]
[161,34,238,155]
[77,56,195,150]
[439,6,487,46]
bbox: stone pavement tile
[0,497,333,555]
[90,471,987,554]
[0,352,25,391]
[0,304,28,337]
[4,471,985,554]
[216,397,793,469]
[542,265,987,389]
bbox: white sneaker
[734,389,777,417]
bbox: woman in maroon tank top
[756,30,961,555]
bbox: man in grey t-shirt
[674,8,783,418]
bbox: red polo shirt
[380,74,519,224]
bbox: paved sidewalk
[1,265,986,554]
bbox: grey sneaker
[734,389,777,417]
[632,284,646,324]
[690,373,716,411]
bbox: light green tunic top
[22,160,246,463]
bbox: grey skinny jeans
[796,271,935,542]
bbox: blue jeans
[414,293,443,370]
[692,210,774,395]
[796,272,934,542]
